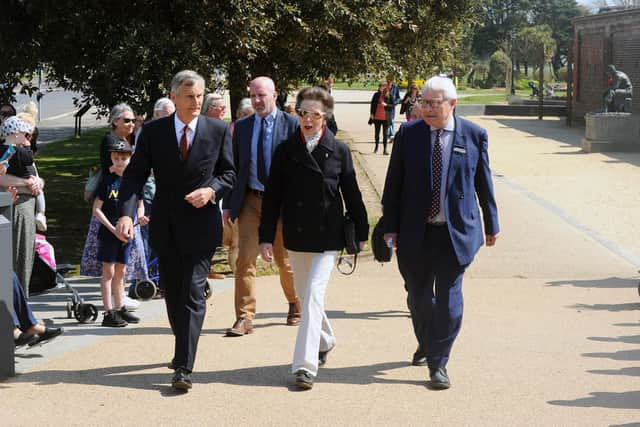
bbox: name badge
[453,146,466,154]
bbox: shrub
[489,50,511,87]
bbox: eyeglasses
[420,99,447,108]
[121,118,136,124]
[296,110,325,120]
[210,104,226,110]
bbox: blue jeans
[12,272,38,329]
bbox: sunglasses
[121,118,136,124]
[296,110,325,120]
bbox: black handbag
[343,213,360,255]
[371,216,393,263]
[337,213,360,275]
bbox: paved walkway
[2,98,639,426]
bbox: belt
[247,187,264,198]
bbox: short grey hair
[201,93,223,114]
[170,70,205,95]
[422,76,457,100]
[109,103,134,127]
[236,98,254,118]
[153,97,174,113]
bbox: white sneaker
[112,294,140,311]
[35,213,47,232]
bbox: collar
[174,114,198,132]
[255,108,278,125]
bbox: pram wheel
[74,303,98,323]
[133,279,157,301]
[66,301,73,319]
[204,283,213,300]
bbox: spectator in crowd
[1,115,43,295]
[386,75,401,140]
[153,97,175,119]
[93,139,146,327]
[369,82,392,155]
[259,86,368,390]
[202,93,227,120]
[81,103,147,309]
[16,103,47,232]
[400,84,421,122]
[222,76,300,337]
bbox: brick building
[571,8,640,123]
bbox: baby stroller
[30,233,99,323]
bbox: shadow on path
[8,360,424,395]
[548,390,640,410]
[547,277,638,290]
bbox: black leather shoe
[429,367,450,390]
[28,327,64,347]
[171,368,192,391]
[412,346,428,366]
[14,332,37,347]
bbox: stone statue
[603,64,633,113]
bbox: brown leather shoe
[226,318,253,336]
[286,300,302,326]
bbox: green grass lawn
[36,128,106,266]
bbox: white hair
[153,97,174,113]
[422,76,457,100]
[202,93,224,114]
[236,98,254,117]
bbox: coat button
[297,201,303,207]
[459,194,464,199]
[296,226,303,232]
[319,226,325,231]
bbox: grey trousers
[13,195,36,297]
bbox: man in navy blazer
[116,70,235,391]
[382,76,499,389]
[222,76,300,336]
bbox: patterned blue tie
[429,129,443,220]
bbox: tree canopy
[1,1,483,115]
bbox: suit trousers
[158,250,214,373]
[235,192,296,319]
[289,250,337,376]
[397,224,467,369]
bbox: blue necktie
[257,118,267,186]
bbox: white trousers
[289,250,338,376]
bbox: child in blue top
[92,139,148,327]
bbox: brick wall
[572,9,640,123]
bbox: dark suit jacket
[382,116,499,265]
[119,114,235,255]
[259,129,368,253]
[223,109,298,220]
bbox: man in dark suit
[116,70,235,391]
[382,75,499,390]
[222,76,300,336]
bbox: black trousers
[373,120,389,151]
[158,250,214,373]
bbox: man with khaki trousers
[222,76,300,336]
